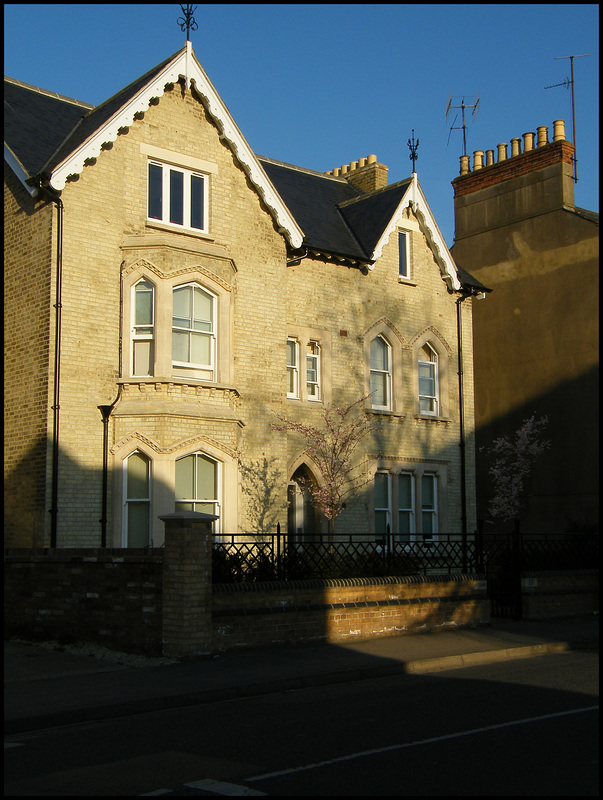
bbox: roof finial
[407,129,419,173]
[178,4,198,42]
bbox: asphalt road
[4,650,599,796]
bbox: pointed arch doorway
[287,464,320,543]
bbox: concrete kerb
[5,628,598,736]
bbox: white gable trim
[370,174,461,292]
[49,43,303,249]
[4,144,39,197]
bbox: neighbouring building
[451,122,599,533]
[5,43,486,549]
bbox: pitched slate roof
[4,47,486,291]
[258,157,367,260]
[4,77,92,175]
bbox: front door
[287,466,318,542]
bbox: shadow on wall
[4,435,173,549]
[474,364,599,534]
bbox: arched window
[175,453,220,530]
[418,342,439,415]
[124,452,151,547]
[370,335,392,410]
[172,284,216,377]
[132,280,154,376]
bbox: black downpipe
[456,294,468,570]
[98,261,124,547]
[47,190,64,549]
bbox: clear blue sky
[4,3,599,246]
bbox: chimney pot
[341,164,349,174]
[523,132,535,152]
[473,150,484,170]
[553,119,566,142]
[497,143,508,162]
[358,157,367,168]
[367,154,377,164]
[350,161,358,171]
[486,149,494,166]
[511,137,521,157]
[459,154,471,175]
[537,126,549,147]
[332,167,340,177]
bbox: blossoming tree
[273,395,380,540]
[482,414,551,527]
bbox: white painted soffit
[4,143,38,197]
[48,43,304,249]
[370,174,461,291]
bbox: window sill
[118,376,239,395]
[398,278,417,287]
[145,219,214,241]
[414,414,450,424]
[367,409,406,419]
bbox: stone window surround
[111,435,238,547]
[122,263,232,386]
[369,460,449,535]
[286,324,332,405]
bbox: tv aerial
[545,54,589,182]
[446,93,480,156]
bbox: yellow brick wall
[4,81,476,546]
[4,165,54,547]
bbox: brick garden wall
[212,574,490,652]
[520,570,598,619]
[4,549,163,655]
[5,542,598,658]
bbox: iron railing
[212,532,481,583]
[212,531,598,584]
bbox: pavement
[4,614,598,735]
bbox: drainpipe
[37,185,64,549]
[456,293,469,569]
[97,261,125,547]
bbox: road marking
[247,705,599,782]
[185,779,266,795]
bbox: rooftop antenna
[407,129,419,173]
[545,54,589,182]
[178,4,198,42]
[446,93,480,156]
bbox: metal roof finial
[178,4,198,42]
[408,130,419,173]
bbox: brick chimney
[452,120,575,240]
[326,154,388,192]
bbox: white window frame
[397,472,415,541]
[421,473,438,540]
[418,343,439,416]
[175,452,222,536]
[374,471,392,542]
[370,335,392,411]
[147,159,209,233]
[131,279,155,377]
[172,283,216,377]
[398,230,411,280]
[306,341,321,401]
[287,338,300,399]
[123,451,151,548]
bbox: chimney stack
[326,154,388,192]
[452,119,575,237]
[452,120,574,201]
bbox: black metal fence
[212,530,598,584]
[212,532,480,583]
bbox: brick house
[5,43,486,549]
[451,124,599,532]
